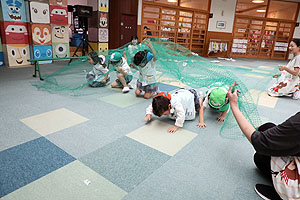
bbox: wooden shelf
[141,3,208,55]
[231,16,294,60]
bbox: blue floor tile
[80,137,170,192]
[0,137,75,197]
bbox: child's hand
[144,114,152,122]
[217,116,225,122]
[196,122,206,128]
[279,66,286,71]
[116,67,123,73]
[168,125,179,133]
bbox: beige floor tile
[1,161,127,200]
[243,73,265,79]
[20,108,89,136]
[158,77,186,87]
[99,93,145,108]
[126,120,197,156]
[238,65,252,70]
[246,89,278,108]
[258,66,275,70]
[251,69,271,74]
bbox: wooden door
[120,14,137,46]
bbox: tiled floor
[0,57,296,200]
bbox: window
[144,0,177,6]
[267,0,298,20]
[235,0,268,17]
[180,0,209,11]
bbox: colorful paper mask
[99,0,108,12]
[31,24,51,45]
[98,43,108,55]
[51,25,68,43]
[1,21,29,44]
[49,0,67,6]
[98,28,108,42]
[50,5,68,25]
[29,1,50,23]
[52,43,69,58]
[33,45,52,64]
[6,44,30,66]
[99,12,108,28]
[2,0,27,22]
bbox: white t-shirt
[146,89,195,127]
[89,63,110,82]
[138,59,157,86]
[116,57,132,76]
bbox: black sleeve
[251,112,300,156]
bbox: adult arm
[280,66,300,76]
[227,84,255,143]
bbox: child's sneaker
[128,84,133,89]
[254,184,282,200]
[122,86,130,93]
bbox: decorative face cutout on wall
[98,43,108,55]
[31,24,51,45]
[99,0,108,12]
[33,45,52,64]
[51,25,68,43]
[52,43,69,58]
[50,5,68,25]
[6,44,30,66]
[49,0,67,7]
[98,28,108,42]
[99,12,108,28]
[2,21,28,44]
[2,0,27,22]
[29,2,50,23]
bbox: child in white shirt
[132,39,158,99]
[145,88,201,133]
[86,51,110,87]
[110,52,133,93]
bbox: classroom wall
[208,0,237,33]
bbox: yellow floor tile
[99,93,145,108]
[126,120,197,156]
[258,66,275,70]
[158,77,186,87]
[246,89,278,108]
[244,73,265,79]
[251,69,271,74]
[20,108,89,136]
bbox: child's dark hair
[152,96,170,116]
[133,50,146,66]
[292,39,300,47]
[131,35,138,41]
[88,51,106,67]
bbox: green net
[32,37,278,139]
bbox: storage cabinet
[141,3,208,55]
[231,16,295,60]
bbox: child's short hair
[152,96,170,116]
[133,50,146,66]
[88,51,106,66]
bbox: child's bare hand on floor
[217,116,225,122]
[197,122,206,128]
[144,114,152,122]
[168,125,179,133]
